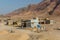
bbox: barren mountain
[6,0,60,19]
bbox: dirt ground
[0,23,60,40]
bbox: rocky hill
[6,0,60,19]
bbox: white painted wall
[31,17,39,28]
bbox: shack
[45,18,54,24]
[31,17,40,28]
[39,19,45,24]
[21,20,31,28]
[50,20,54,24]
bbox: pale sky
[0,0,42,14]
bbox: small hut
[17,20,22,27]
[45,18,50,24]
[45,18,54,24]
[39,19,45,24]
[8,20,13,25]
[21,20,31,28]
[31,17,40,28]
[50,20,54,24]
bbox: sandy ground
[0,23,60,40]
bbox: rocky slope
[6,0,60,19]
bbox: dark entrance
[39,22,45,24]
[23,21,26,27]
[22,21,27,28]
[13,22,17,25]
[21,20,31,28]
[45,20,50,24]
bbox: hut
[45,18,50,24]
[26,20,31,27]
[16,20,22,27]
[21,20,31,28]
[39,19,45,24]
[50,20,54,24]
[8,20,14,25]
[31,17,40,28]
[4,20,8,25]
[45,18,54,24]
[45,20,50,24]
